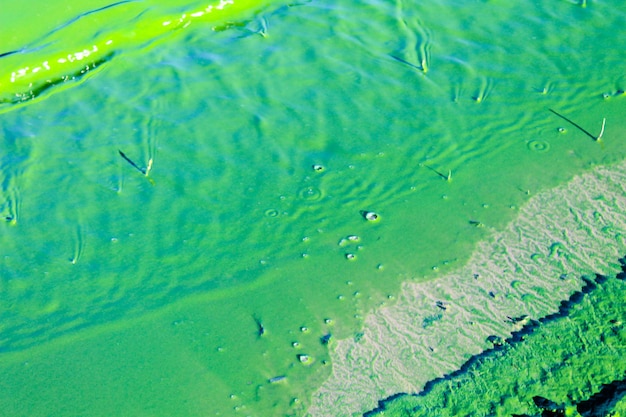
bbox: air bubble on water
[265,208,279,217]
[362,211,379,222]
[298,186,323,201]
[297,354,311,364]
[527,140,550,152]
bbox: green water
[1,0,625,416]
[366,272,626,416]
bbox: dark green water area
[1,0,625,416]
[365,270,626,417]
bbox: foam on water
[308,158,626,416]
[1,0,626,415]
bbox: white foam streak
[308,160,626,416]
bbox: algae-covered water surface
[1,0,625,416]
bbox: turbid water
[363,269,626,416]
[1,0,625,416]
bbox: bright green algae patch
[1,0,626,416]
[0,0,273,107]
[364,271,626,417]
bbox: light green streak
[0,0,269,109]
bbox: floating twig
[548,109,597,141]
[269,375,286,384]
[118,149,146,175]
[393,16,431,74]
[596,117,606,141]
[257,16,269,37]
[420,57,429,74]
[253,315,266,337]
[389,54,424,72]
[422,163,452,181]
[70,225,84,265]
[145,157,154,175]
[472,77,493,103]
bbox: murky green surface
[366,272,626,417]
[1,0,625,415]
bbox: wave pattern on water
[308,159,626,416]
[0,0,271,110]
[0,0,626,415]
